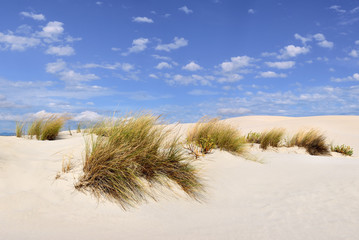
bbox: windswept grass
[75,113,204,209]
[259,128,285,149]
[27,115,68,140]
[15,122,25,137]
[186,117,246,155]
[289,129,330,155]
[28,119,43,139]
[331,144,353,156]
[246,131,261,144]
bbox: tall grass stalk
[259,128,285,149]
[75,113,204,209]
[289,129,330,155]
[16,122,25,137]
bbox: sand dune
[0,116,358,240]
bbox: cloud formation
[155,37,188,52]
[179,6,193,14]
[132,17,154,23]
[220,56,254,72]
[183,61,202,71]
[265,61,295,69]
[45,45,75,56]
[20,11,45,21]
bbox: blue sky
[1,0,359,132]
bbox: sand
[0,116,358,240]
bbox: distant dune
[0,115,358,240]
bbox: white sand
[0,116,358,240]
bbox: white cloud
[132,17,154,23]
[20,11,45,21]
[179,6,193,14]
[59,70,99,82]
[188,89,219,96]
[149,74,158,79]
[73,111,103,121]
[45,45,75,56]
[38,21,64,39]
[258,71,287,78]
[218,74,243,83]
[217,108,251,116]
[0,32,41,51]
[152,54,171,61]
[155,37,188,52]
[349,49,358,58]
[331,73,359,82]
[313,33,334,48]
[248,9,255,14]
[46,59,67,73]
[121,63,134,72]
[123,38,149,55]
[279,45,310,58]
[155,62,172,69]
[166,74,213,86]
[294,33,311,45]
[65,36,82,42]
[111,47,121,51]
[96,1,103,5]
[351,7,359,13]
[81,62,134,71]
[183,61,202,71]
[329,5,346,14]
[356,40,359,45]
[265,61,295,69]
[220,55,254,72]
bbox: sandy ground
[0,116,358,240]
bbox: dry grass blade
[75,113,204,210]
[41,115,68,140]
[28,119,43,139]
[16,122,25,138]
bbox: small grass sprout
[290,129,330,156]
[75,113,204,209]
[331,144,353,156]
[259,128,285,149]
[187,117,246,155]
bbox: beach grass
[186,117,246,155]
[259,128,285,149]
[289,129,330,155]
[246,131,261,144]
[15,122,25,137]
[27,115,68,140]
[75,113,204,209]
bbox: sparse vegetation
[186,118,246,155]
[62,153,75,173]
[75,113,204,209]
[246,131,261,144]
[331,144,353,156]
[15,122,25,137]
[27,115,68,140]
[77,122,82,133]
[259,128,285,149]
[289,129,330,155]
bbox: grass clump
[75,113,204,209]
[289,129,330,156]
[186,117,246,155]
[246,131,261,144]
[331,144,353,156]
[16,122,25,137]
[259,128,285,149]
[27,115,68,140]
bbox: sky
[1,0,359,133]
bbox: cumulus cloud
[166,74,213,86]
[96,1,103,5]
[155,37,188,52]
[73,111,103,121]
[45,45,75,56]
[217,74,243,83]
[188,89,219,96]
[258,71,287,78]
[155,62,172,70]
[37,21,64,40]
[220,55,254,72]
[182,61,202,71]
[0,32,41,51]
[46,59,66,73]
[149,74,158,79]
[217,108,251,116]
[123,38,149,55]
[356,40,359,45]
[20,11,45,21]
[179,6,193,14]
[331,73,359,82]
[248,9,255,14]
[132,17,154,23]
[152,54,171,61]
[279,45,310,58]
[265,61,295,69]
[349,49,358,58]
[81,62,133,71]
[313,33,334,48]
